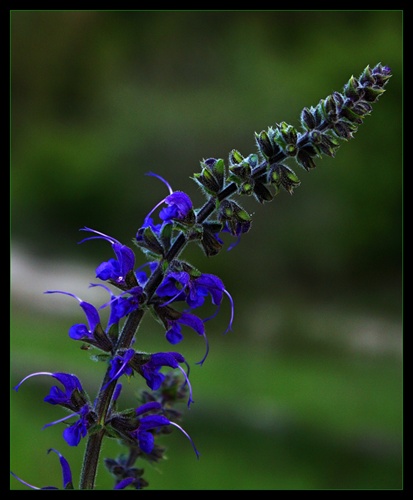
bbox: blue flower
[132,401,199,458]
[89,283,143,328]
[138,351,194,406]
[155,307,209,365]
[114,477,144,490]
[41,401,93,447]
[79,227,136,287]
[135,260,159,286]
[58,404,90,446]
[105,348,135,388]
[44,290,113,351]
[45,290,99,340]
[155,268,235,364]
[11,449,73,490]
[139,172,194,229]
[104,349,194,406]
[14,371,87,410]
[14,371,94,447]
[165,311,205,343]
[156,271,234,333]
[159,191,193,223]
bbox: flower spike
[13,63,391,490]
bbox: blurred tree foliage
[11,10,402,307]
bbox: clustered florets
[12,63,391,490]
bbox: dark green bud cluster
[191,63,391,216]
[192,158,226,196]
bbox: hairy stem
[79,308,144,489]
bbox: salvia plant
[11,63,391,490]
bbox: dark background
[11,10,402,490]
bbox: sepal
[218,199,252,236]
[192,158,225,195]
[252,179,274,203]
[361,85,386,102]
[273,122,298,157]
[268,164,301,194]
[135,225,165,257]
[199,221,224,256]
[255,128,282,162]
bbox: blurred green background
[10,10,402,490]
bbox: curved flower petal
[47,449,73,489]
[45,290,100,336]
[78,228,135,285]
[114,477,136,490]
[135,401,162,417]
[10,449,73,490]
[159,191,193,222]
[14,372,84,408]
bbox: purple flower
[104,349,194,406]
[14,371,94,447]
[79,227,135,286]
[165,311,205,342]
[44,373,84,409]
[14,371,87,411]
[60,404,90,446]
[155,269,235,364]
[11,449,73,490]
[114,477,139,490]
[159,309,209,365]
[44,290,99,341]
[136,216,162,242]
[44,290,113,351]
[139,351,194,406]
[135,261,159,286]
[156,271,234,333]
[139,172,194,230]
[159,191,193,223]
[105,348,135,388]
[41,401,93,447]
[89,283,143,328]
[132,401,199,458]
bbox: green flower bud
[193,158,226,196]
[343,75,360,100]
[296,148,317,171]
[229,148,245,165]
[340,104,364,124]
[362,85,386,102]
[274,122,298,157]
[252,181,274,203]
[359,65,374,86]
[255,130,273,158]
[268,164,301,194]
[200,221,224,257]
[300,106,316,130]
[135,225,165,257]
[193,168,221,195]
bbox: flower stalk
[12,63,391,490]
